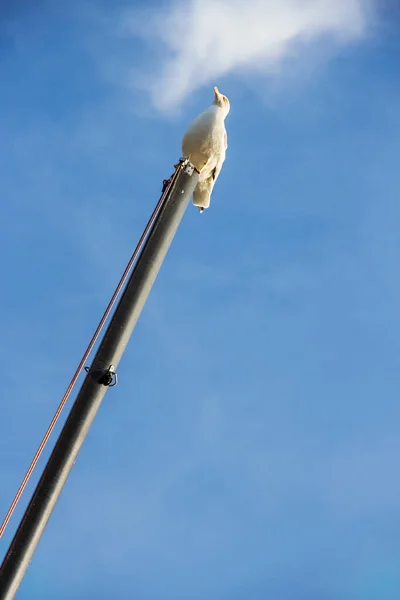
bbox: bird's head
[213,86,230,116]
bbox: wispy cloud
[125,0,374,111]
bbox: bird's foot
[198,207,204,214]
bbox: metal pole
[0,159,198,599]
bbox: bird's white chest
[182,108,226,173]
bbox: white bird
[182,86,230,213]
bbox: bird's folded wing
[212,152,226,183]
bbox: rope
[0,166,180,539]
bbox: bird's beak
[214,86,220,98]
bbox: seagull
[182,86,230,213]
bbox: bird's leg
[199,157,211,173]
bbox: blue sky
[1,1,400,598]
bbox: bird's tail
[193,179,214,210]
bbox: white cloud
[125,0,374,112]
